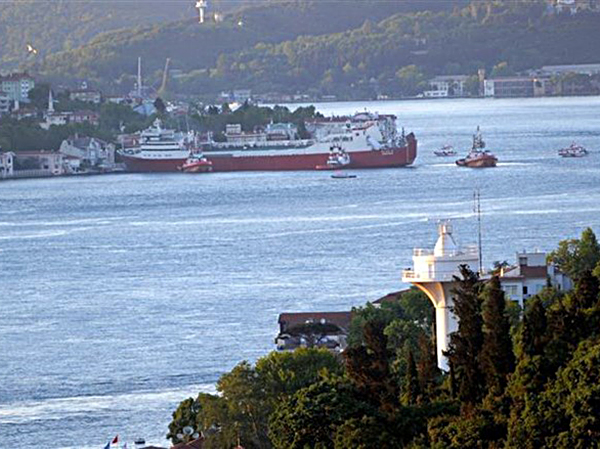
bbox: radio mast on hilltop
[196,0,207,23]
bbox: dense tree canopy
[168,228,600,448]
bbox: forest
[168,227,600,448]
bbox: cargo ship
[119,113,417,172]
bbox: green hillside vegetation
[168,227,600,448]
[33,0,464,93]
[173,0,600,98]
[0,0,195,67]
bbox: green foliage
[168,226,600,449]
[480,276,515,397]
[547,227,600,281]
[168,347,342,448]
[447,265,485,407]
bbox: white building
[13,151,65,176]
[69,88,102,104]
[0,151,15,178]
[59,136,115,167]
[265,123,298,141]
[499,251,572,304]
[423,75,470,98]
[224,124,267,144]
[0,73,35,103]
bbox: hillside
[170,0,600,99]
[33,0,464,92]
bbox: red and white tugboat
[456,127,498,168]
[179,152,213,173]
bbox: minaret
[48,89,55,114]
[402,221,480,370]
[137,57,143,98]
[196,0,207,23]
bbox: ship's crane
[196,0,207,24]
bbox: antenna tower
[474,188,483,275]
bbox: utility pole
[474,188,483,275]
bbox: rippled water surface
[1,97,600,448]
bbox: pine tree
[480,276,515,396]
[446,264,485,408]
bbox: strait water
[1,96,600,448]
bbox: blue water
[1,96,600,448]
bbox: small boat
[434,144,457,157]
[316,144,351,170]
[456,126,498,168]
[331,172,357,179]
[558,143,588,158]
[179,152,213,173]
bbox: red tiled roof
[372,289,411,305]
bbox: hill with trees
[168,227,600,448]
[30,0,465,94]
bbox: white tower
[47,89,55,113]
[402,222,479,371]
[196,0,207,23]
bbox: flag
[112,435,119,444]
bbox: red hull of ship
[122,133,417,173]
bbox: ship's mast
[474,188,483,275]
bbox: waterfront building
[224,124,267,144]
[0,72,35,103]
[265,122,298,141]
[13,150,65,177]
[275,311,352,352]
[484,77,535,98]
[423,75,470,98]
[0,151,15,178]
[59,136,115,167]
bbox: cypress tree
[521,297,547,357]
[416,333,439,403]
[480,276,515,396]
[402,349,420,405]
[446,264,485,407]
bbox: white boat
[434,145,457,157]
[558,143,588,158]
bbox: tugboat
[558,143,588,158]
[316,144,351,170]
[456,127,498,168]
[434,144,457,157]
[179,152,213,173]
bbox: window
[503,285,519,297]
[523,286,528,295]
